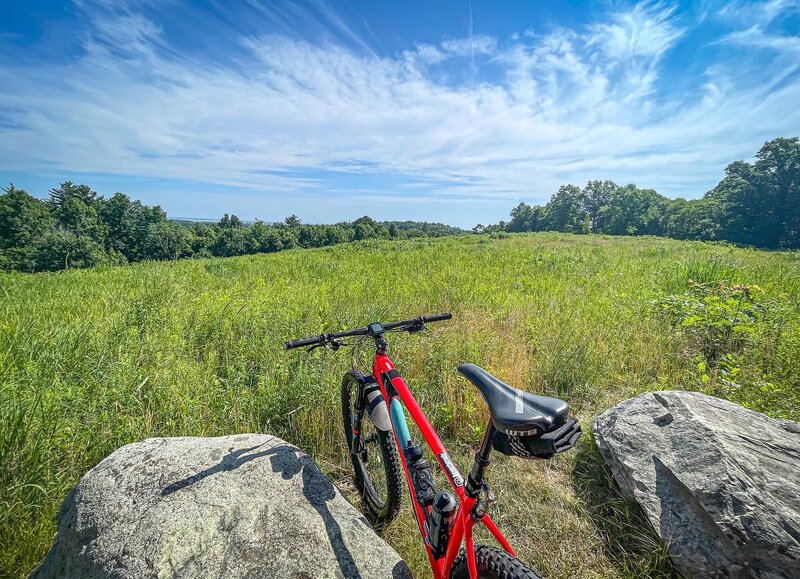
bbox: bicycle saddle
[458,363,569,436]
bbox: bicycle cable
[350,334,369,373]
[348,323,416,372]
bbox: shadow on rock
[161,443,365,579]
[570,434,679,579]
[269,445,363,579]
[161,443,276,496]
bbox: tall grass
[1,233,797,577]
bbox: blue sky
[1,1,799,227]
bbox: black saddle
[458,363,581,459]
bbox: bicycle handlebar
[285,312,452,350]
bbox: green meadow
[2,233,798,578]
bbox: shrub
[656,280,766,361]
[656,280,797,418]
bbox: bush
[656,280,797,418]
[656,280,767,361]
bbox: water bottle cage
[470,481,495,520]
[404,442,437,507]
[411,459,437,507]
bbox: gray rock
[593,391,800,579]
[32,434,411,579]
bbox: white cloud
[724,25,800,54]
[0,0,799,225]
[410,44,446,65]
[718,0,800,25]
[587,2,684,59]
[441,34,497,57]
[718,0,800,60]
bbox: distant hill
[380,220,466,237]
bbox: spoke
[364,427,386,503]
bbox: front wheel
[450,546,541,579]
[341,370,403,529]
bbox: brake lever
[407,323,427,334]
[306,339,344,353]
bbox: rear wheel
[341,370,403,528]
[450,546,541,579]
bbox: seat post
[466,419,496,498]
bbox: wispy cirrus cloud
[0,0,798,225]
[718,0,800,58]
[718,0,800,25]
[587,1,684,59]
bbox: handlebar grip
[284,335,323,350]
[422,312,452,323]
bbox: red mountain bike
[286,313,581,579]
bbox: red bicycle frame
[372,353,513,579]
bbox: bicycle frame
[371,351,513,579]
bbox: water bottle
[429,490,456,558]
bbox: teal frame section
[389,398,411,448]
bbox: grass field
[2,233,799,578]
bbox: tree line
[487,137,798,249]
[0,183,462,272]
[1,137,796,273]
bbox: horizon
[1,0,799,228]
[166,215,465,227]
